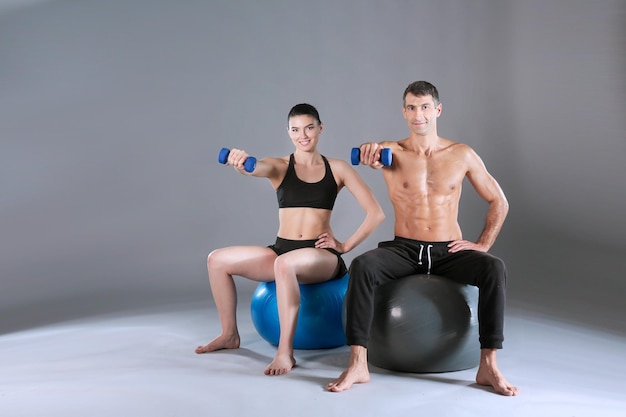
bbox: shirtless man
[326,81,519,396]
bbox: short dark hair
[403,81,440,105]
[288,103,321,125]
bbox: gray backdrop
[2,0,625,334]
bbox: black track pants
[345,236,507,349]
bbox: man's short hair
[403,81,440,105]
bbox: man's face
[287,115,322,151]
[402,93,442,136]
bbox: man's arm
[450,146,509,253]
[356,141,396,169]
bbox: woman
[195,103,385,376]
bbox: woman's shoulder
[324,155,351,171]
[262,155,291,166]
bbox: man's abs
[392,204,463,242]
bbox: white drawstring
[417,244,433,273]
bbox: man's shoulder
[382,139,415,152]
[438,136,463,146]
[440,138,475,155]
[380,139,401,147]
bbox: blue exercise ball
[250,273,349,350]
[368,274,479,373]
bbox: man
[327,81,519,396]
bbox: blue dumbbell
[218,147,257,173]
[351,147,392,167]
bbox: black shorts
[267,237,348,279]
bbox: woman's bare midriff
[277,207,333,240]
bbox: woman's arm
[226,148,285,182]
[330,159,385,253]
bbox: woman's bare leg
[264,248,339,375]
[195,246,276,354]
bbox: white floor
[1,298,625,417]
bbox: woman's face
[287,115,323,152]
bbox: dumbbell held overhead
[351,147,392,167]
[218,147,257,173]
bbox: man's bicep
[465,152,506,204]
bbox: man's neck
[405,132,440,155]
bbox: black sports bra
[276,154,338,210]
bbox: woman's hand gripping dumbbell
[218,147,257,173]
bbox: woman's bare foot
[475,349,520,396]
[195,333,240,354]
[264,353,296,375]
[326,345,370,392]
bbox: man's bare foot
[326,365,371,392]
[326,345,370,392]
[264,353,296,376]
[475,349,520,396]
[195,333,240,354]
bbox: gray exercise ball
[368,274,479,373]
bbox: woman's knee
[207,248,229,273]
[273,251,337,284]
[207,249,217,268]
[273,254,295,280]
